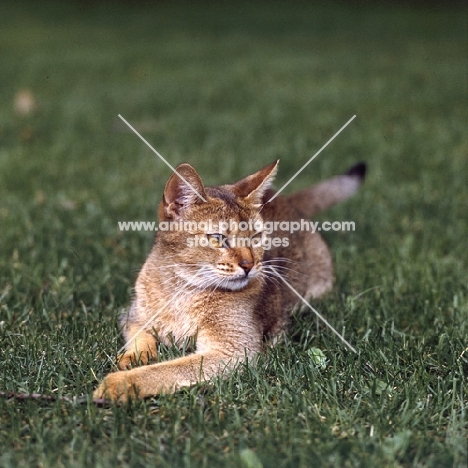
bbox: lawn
[0,1,466,467]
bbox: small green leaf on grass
[240,448,263,468]
[307,347,327,369]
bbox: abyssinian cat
[94,160,365,401]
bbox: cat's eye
[206,233,229,248]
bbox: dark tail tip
[345,162,367,181]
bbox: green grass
[0,1,467,467]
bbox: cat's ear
[163,164,206,219]
[232,160,279,205]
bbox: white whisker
[262,257,299,265]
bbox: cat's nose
[239,260,254,275]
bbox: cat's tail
[284,162,366,217]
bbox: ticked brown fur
[94,161,365,401]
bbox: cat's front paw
[116,352,135,370]
[93,371,137,403]
[117,350,158,370]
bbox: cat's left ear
[162,164,206,219]
[232,160,279,205]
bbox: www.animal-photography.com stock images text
[1,1,466,467]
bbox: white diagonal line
[267,115,356,203]
[275,273,357,354]
[116,317,154,358]
[118,114,207,202]
[115,285,189,358]
[100,289,184,370]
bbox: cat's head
[156,161,278,291]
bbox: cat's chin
[222,277,250,291]
[182,275,252,292]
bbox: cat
[93,160,366,402]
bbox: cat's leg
[94,328,261,402]
[94,350,239,401]
[117,322,158,370]
[301,233,334,301]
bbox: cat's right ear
[162,164,206,219]
[232,160,279,205]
